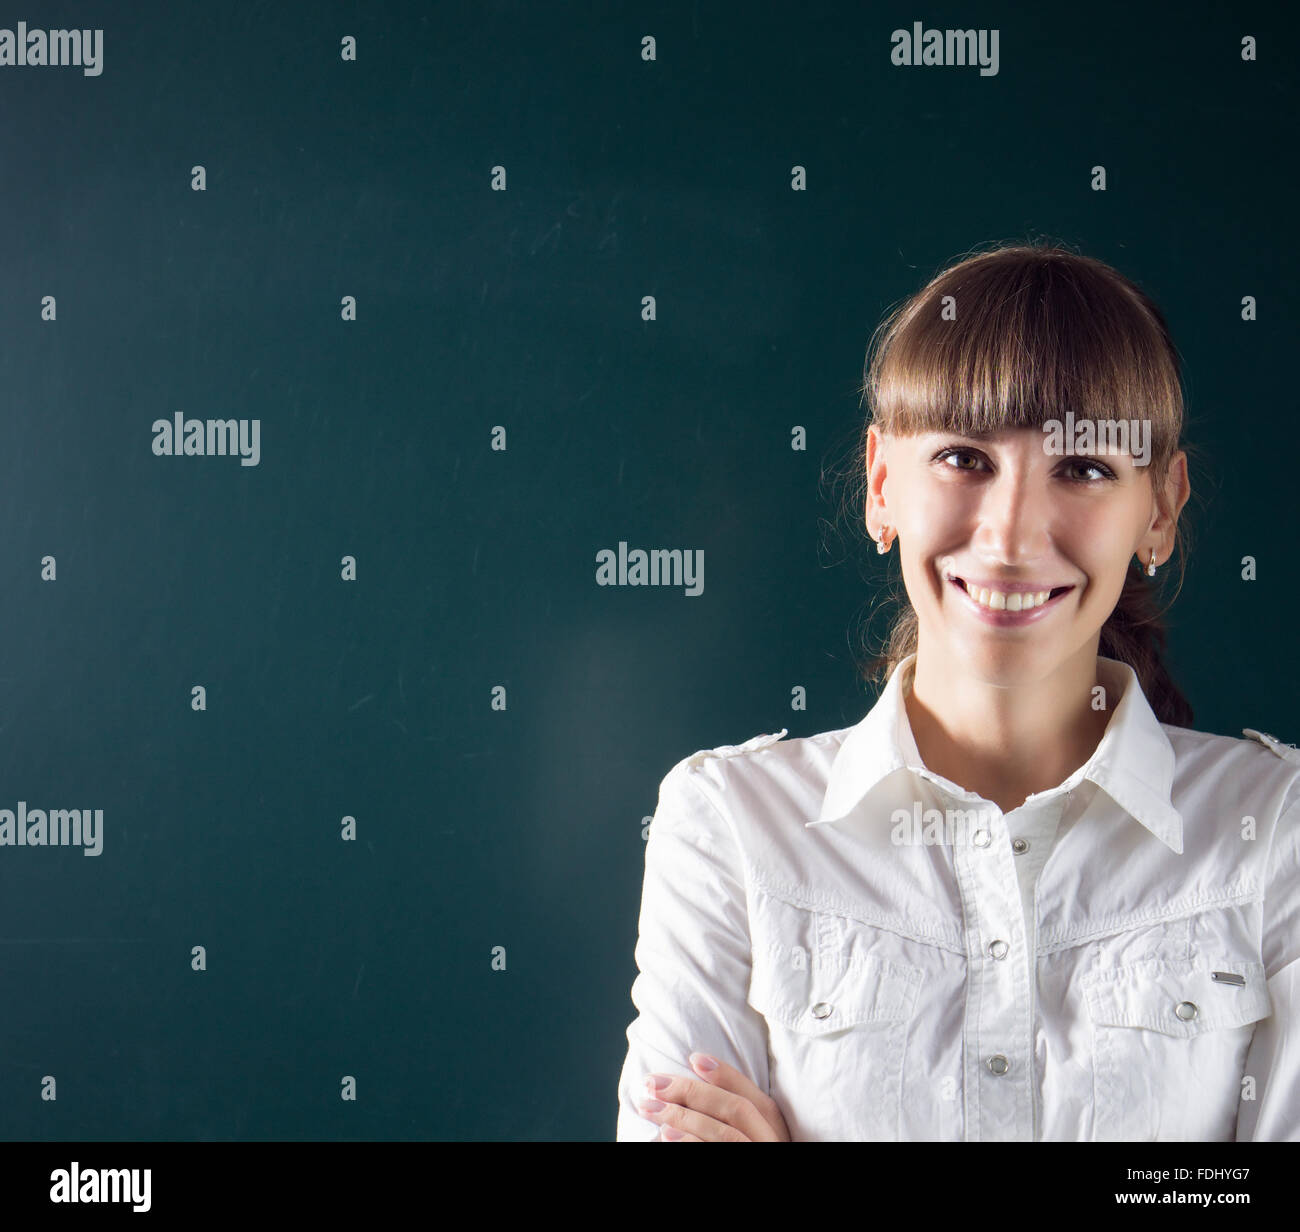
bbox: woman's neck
[903,650,1114,814]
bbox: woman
[615,241,1300,1141]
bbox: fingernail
[662,1125,684,1140]
[690,1052,718,1071]
[639,1098,665,1113]
[645,1074,670,1092]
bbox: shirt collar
[809,652,1184,854]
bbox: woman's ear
[1163,450,1191,525]
[865,426,889,533]
[1149,450,1190,555]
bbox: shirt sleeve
[1236,788,1300,1141]
[614,757,772,1140]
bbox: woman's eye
[1064,459,1117,482]
[937,449,982,471]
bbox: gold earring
[1146,549,1158,577]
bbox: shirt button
[1011,837,1029,854]
[987,1054,1010,1075]
[987,939,1009,960]
[973,829,991,847]
[811,1002,833,1019]
[1174,1001,1198,1021]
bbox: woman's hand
[637,1052,791,1141]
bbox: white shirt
[615,654,1300,1141]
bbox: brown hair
[848,239,1202,728]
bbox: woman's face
[866,424,1190,686]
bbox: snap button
[987,939,1009,960]
[1174,1001,1198,1021]
[973,829,991,847]
[1011,837,1029,854]
[987,1054,1010,1075]
[810,1002,833,1020]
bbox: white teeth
[950,576,1053,612]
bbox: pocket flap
[747,953,924,1035]
[1082,959,1272,1037]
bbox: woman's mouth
[944,573,1075,625]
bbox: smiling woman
[615,240,1300,1142]
[858,241,1195,743]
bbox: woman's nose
[974,476,1054,561]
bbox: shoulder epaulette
[684,729,788,768]
[1242,728,1300,767]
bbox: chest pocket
[745,887,926,1141]
[1082,958,1272,1141]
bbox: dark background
[0,0,1294,1140]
